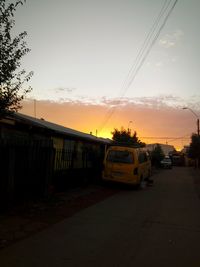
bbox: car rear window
[163,158,171,162]
[106,150,134,164]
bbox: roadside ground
[0,183,119,250]
[1,166,198,251]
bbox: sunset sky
[13,0,200,150]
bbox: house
[146,143,176,156]
[0,112,111,203]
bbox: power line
[98,0,178,133]
[98,1,172,132]
[123,0,178,96]
[141,136,190,140]
[140,133,191,145]
[119,0,172,97]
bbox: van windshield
[106,150,134,164]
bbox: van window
[138,152,148,163]
[106,150,134,164]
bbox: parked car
[160,157,172,169]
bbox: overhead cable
[98,0,178,133]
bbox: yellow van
[102,145,151,186]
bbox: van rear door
[105,149,134,181]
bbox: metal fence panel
[0,139,54,208]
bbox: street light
[183,107,199,136]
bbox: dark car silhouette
[160,157,172,169]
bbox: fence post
[7,147,15,204]
[44,147,55,197]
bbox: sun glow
[97,129,112,140]
[21,99,191,152]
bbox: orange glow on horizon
[97,129,112,140]
[21,99,191,151]
[84,128,187,151]
[91,128,188,151]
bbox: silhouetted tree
[150,144,165,168]
[0,0,33,117]
[111,127,145,147]
[188,134,200,167]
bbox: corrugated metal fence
[0,138,104,209]
[0,139,54,208]
[52,147,103,190]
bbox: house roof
[146,143,176,155]
[9,112,111,144]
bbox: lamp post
[183,107,199,136]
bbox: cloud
[54,87,77,94]
[159,29,184,48]
[184,95,200,111]
[98,95,187,109]
[28,93,200,111]
[155,62,163,68]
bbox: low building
[146,143,176,156]
[0,112,111,204]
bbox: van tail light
[133,168,138,175]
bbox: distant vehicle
[102,145,152,187]
[160,157,172,169]
[171,155,184,166]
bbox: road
[0,167,200,267]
